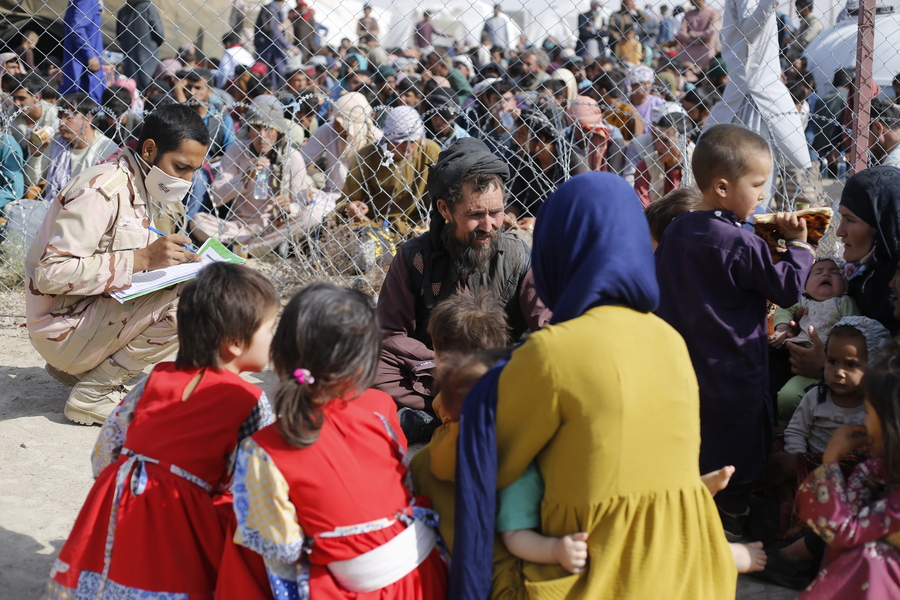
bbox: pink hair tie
[294,368,315,385]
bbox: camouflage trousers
[31,286,180,376]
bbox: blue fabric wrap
[448,172,660,599]
[532,172,660,323]
[448,352,508,600]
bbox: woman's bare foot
[702,465,736,496]
[731,541,767,573]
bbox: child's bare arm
[501,530,589,574]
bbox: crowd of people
[4,0,900,598]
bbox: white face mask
[139,155,193,205]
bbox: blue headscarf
[533,172,660,322]
[449,172,659,599]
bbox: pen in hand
[148,226,198,254]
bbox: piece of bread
[753,207,833,260]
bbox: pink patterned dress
[795,458,900,598]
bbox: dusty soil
[0,318,795,600]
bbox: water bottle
[381,220,391,234]
[253,166,270,201]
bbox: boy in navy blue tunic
[655,124,815,540]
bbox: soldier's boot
[45,363,83,387]
[64,358,138,426]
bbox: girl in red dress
[44,263,279,599]
[229,282,448,599]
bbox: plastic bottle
[253,166,270,201]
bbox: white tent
[291,0,393,48]
[805,12,900,95]
[381,0,522,50]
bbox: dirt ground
[0,320,800,599]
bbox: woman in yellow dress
[449,172,737,599]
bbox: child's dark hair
[692,124,770,192]
[825,324,868,358]
[865,349,900,487]
[175,263,279,369]
[271,283,381,448]
[438,348,509,421]
[645,186,701,243]
[427,290,511,354]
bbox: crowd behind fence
[0,0,893,299]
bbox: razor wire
[0,0,890,301]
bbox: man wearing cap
[375,137,550,442]
[25,104,209,426]
[26,93,119,203]
[191,104,317,255]
[424,88,471,150]
[341,106,442,232]
[621,100,687,184]
[482,5,511,50]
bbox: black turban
[421,138,509,308]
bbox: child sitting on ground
[784,317,892,457]
[655,123,815,541]
[769,256,860,425]
[44,263,279,598]
[792,347,900,597]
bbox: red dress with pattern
[46,364,270,598]
[234,389,448,599]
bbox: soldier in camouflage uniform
[25,105,210,425]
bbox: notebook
[110,238,245,303]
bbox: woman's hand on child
[554,532,589,574]
[788,326,825,378]
[774,212,808,243]
[823,424,871,464]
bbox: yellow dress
[494,304,736,599]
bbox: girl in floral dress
[796,349,900,598]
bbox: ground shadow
[0,527,63,599]
[0,365,70,424]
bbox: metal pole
[849,0,876,174]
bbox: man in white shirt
[28,92,119,201]
[219,31,254,82]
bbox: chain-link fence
[0,0,891,306]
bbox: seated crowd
[5,6,900,600]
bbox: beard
[442,220,499,279]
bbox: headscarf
[840,166,900,266]
[380,105,425,143]
[831,316,893,365]
[566,95,611,171]
[550,67,577,102]
[344,52,369,73]
[625,64,654,92]
[839,165,900,331]
[449,172,659,600]
[423,137,510,308]
[333,92,377,153]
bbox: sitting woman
[450,172,736,599]
[633,112,694,206]
[300,92,381,203]
[191,104,325,257]
[788,166,900,382]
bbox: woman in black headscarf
[789,165,900,378]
